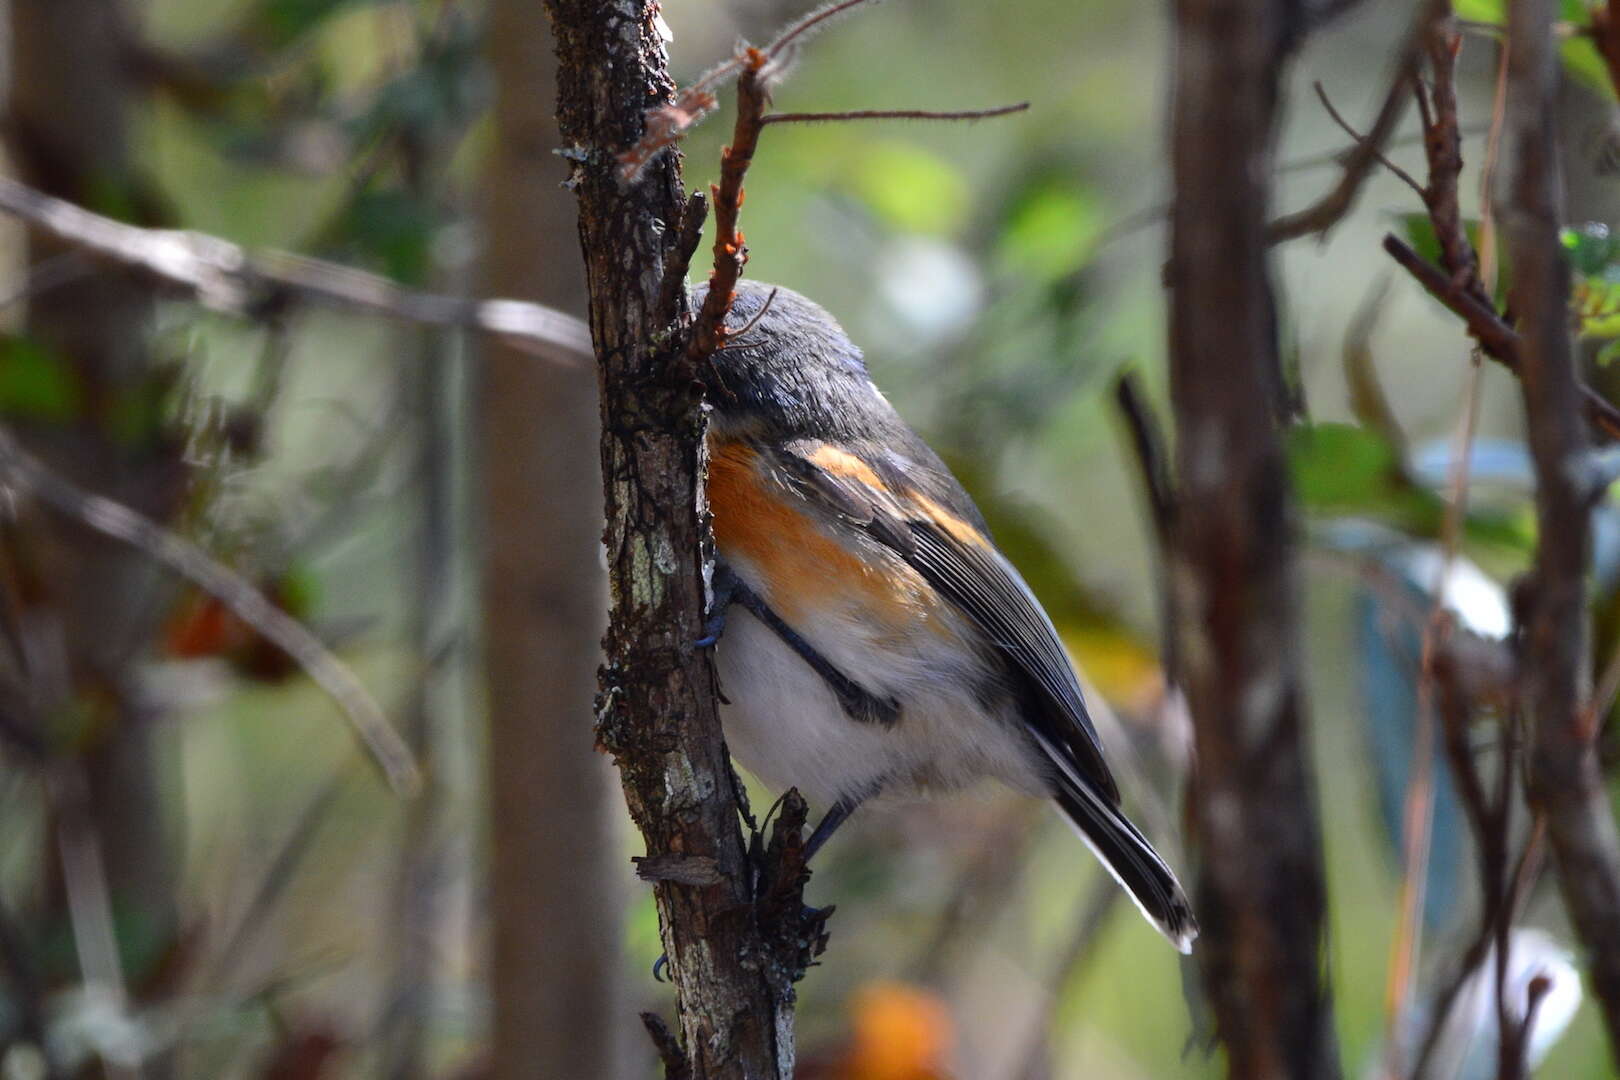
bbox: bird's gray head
[692,280,892,443]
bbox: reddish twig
[1415,12,1482,297]
[1382,234,1620,441]
[765,0,876,58]
[715,285,780,349]
[687,49,771,361]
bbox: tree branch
[0,176,592,363]
[1504,0,1620,1065]
[1382,234,1620,441]
[544,1,804,1075]
[1266,0,1437,244]
[1169,0,1341,1075]
[688,51,771,362]
[0,429,420,795]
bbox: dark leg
[803,791,868,862]
[694,562,747,647]
[698,562,900,728]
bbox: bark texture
[1167,1,1340,1076]
[1505,0,1620,1063]
[544,2,796,1075]
[481,3,626,1076]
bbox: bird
[697,279,1197,953]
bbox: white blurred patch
[1370,927,1582,1080]
[872,238,984,351]
[1388,546,1512,642]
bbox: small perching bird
[698,280,1197,952]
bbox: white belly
[712,572,1049,810]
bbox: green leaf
[1454,0,1504,23]
[1399,213,1512,307]
[1564,0,1596,23]
[850,142,970,235]
[276,564,322,620]
[0,338,81,423]
[1290,422,1404,509]
[1561,222,1620,274]
[1562,36,1615,100]
[1599,338,1620,367]
[1562,223,1620,339]
[1399,212,1445,267]
[995,181,1102,281]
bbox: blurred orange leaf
[837,980,955,1080]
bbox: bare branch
[1312,81,1425,195]
[761,102,1029,125]
[1416,12,1483,297]
[0,430,420,796]
[1266,0,1432,246]
[1113,372,1176,554]
[0,176,592,363]
[1381,234,1620,442]
[715,285,779,348]
[1505,0,1620,1064]
[687,50,772,362]
[1169,0,1340,1071]
[764,0,880,58]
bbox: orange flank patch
[908,492,988,548]
[708,439,931,627]
[807,443,889,493]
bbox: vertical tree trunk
[8,0,177,974]
[1167,1,1340,1077]
[544,3,796,1076]
[1506,0,1620,1063]
[480,4,625,1077]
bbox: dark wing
[774,440,1121,806]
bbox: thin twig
[761,102,1029,125]
[52,767,142,1080]
[687,50,772,361]
[0,176,592,362]
[1312,81,1425,195]
[0,430,420,795]
[1113,373,1175,553]
[1382,234,1620,442]
[1113,371,1181,690]
[1266,0,1440,245]
[205,761,354,987]
[714,285,779,348]
[1416,11,1482,297]
[0,251,93,312]
[764,0,878,58]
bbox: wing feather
[776,441,1121,806]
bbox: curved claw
[652,953,670,982]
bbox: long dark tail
[1049,765,1198,953]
